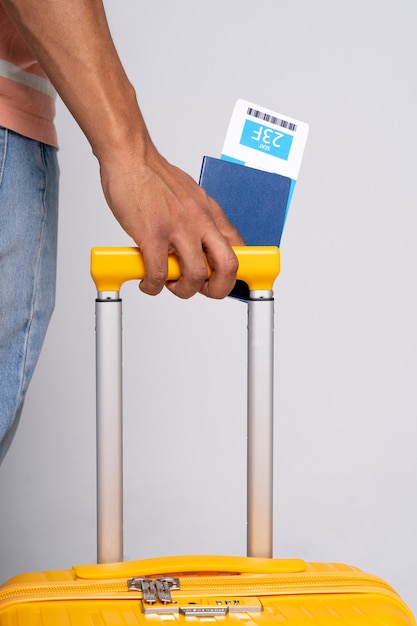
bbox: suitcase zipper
[130,572,399,602]
[0,571,399,607]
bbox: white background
[1,0,417,615]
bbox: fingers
[140,234,238,300]
[170,196,244,299]
[138,242,170,296]
[140,213,242,299]
[197,238,240,299]
[142,193,243,299]
[139,239,209,298]
[166,235,239,300]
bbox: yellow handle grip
[90,246,280,292]
[75,554,305,580]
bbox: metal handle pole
[247,291,274,558]
[95,292,123,563]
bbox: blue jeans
[0,128,59,464]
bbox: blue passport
[199,156,292,247]
[199,156,291,299]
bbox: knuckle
[189,265,209,284]
[171,266,208,300]
[169,280,196,300]
[148,267,168,284]
[174,288,194,301]
[222,251,239,276]
[139,281,163,296]
[139,267,167,296]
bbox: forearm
[2,0,244,299]
[2,0,150,160]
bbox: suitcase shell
[1,247,414,625]
[1,555,415,626]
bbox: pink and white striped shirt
[0,3,57,147]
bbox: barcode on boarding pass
[247,107,298,132]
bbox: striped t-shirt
[0,3,57,147]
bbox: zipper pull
[155,578,180,604]
[128,577,180,604]
[128,578,157,603]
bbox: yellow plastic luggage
[1,555,415,626]
[0,247,414,626]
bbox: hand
[99,142,245,299]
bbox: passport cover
[199,156,290,300]
[199,156,291,247]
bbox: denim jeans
[0,128,59,463]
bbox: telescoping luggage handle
[91,246,280,565]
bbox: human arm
[2,0,244,298]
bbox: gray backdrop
[1,0,417,615]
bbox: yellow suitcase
[1,554,415,626]
[0,247,414,626]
